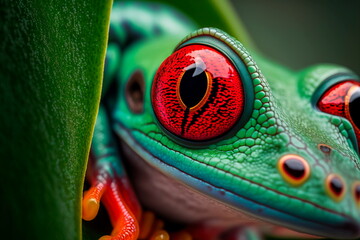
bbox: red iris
[317,80,360,150]
[151,44,244,141]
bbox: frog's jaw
[119,133,261,226]
[115,123,360,238]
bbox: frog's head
[115,28,360,238]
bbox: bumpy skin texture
[87,2,360,239]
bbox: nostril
[326,174,346,202]
[318,144,332,154]
[278,154,310,186]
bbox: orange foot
[83,169,141,240]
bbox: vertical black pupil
[349,89,360,129]
[284,159,305,179]
[330,177,343,196]
[179,68,208,109]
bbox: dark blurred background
[231,0,360,74]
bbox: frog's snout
[277,153,360,238]
[277,153,360,208]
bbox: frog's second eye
[317,80,360,151]
[151,44,244,142]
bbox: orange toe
[82,183,106,221]
[150,230,170,240]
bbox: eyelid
[311,73,359,109]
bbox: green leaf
[0,0,112,239]
[140,0,256,49]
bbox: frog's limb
[83,106,141,240]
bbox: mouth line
[117,123,360,237]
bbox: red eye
[151,44,244,142]
[317,80,360,150]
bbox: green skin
[91,2,360,238]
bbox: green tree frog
[82,2,360,240]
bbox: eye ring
[325,174,346,202]
[278,154,310,186]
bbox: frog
[82,2,360,240]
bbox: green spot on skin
[252,110,259,118]
[267,126,277,135]
[268,118,276,125]
[266,111,274,118]
[254,100,262,109]
[209,157,221,166]
[343,120,353,130]
[246,138,255,146]
[253,78,261,85]
[245,149,252,155]
[239,146,248,152]
[250,118,257,126]
[237,128,246,138]
[252,132,258,138]
[261,97,270,103]
[341,130,349,138]
[248,66,257,73]
[258,114,268,124]
[279,132,290,143]
[254,85,263,93]
[278,126,285,132]
[331,117,341,125]
[246,127,255,137]
[255,91,266,99]
[259,127,267,134]
[251,72,259,78]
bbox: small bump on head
[326,174,346,202]
[278,154,310,186]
